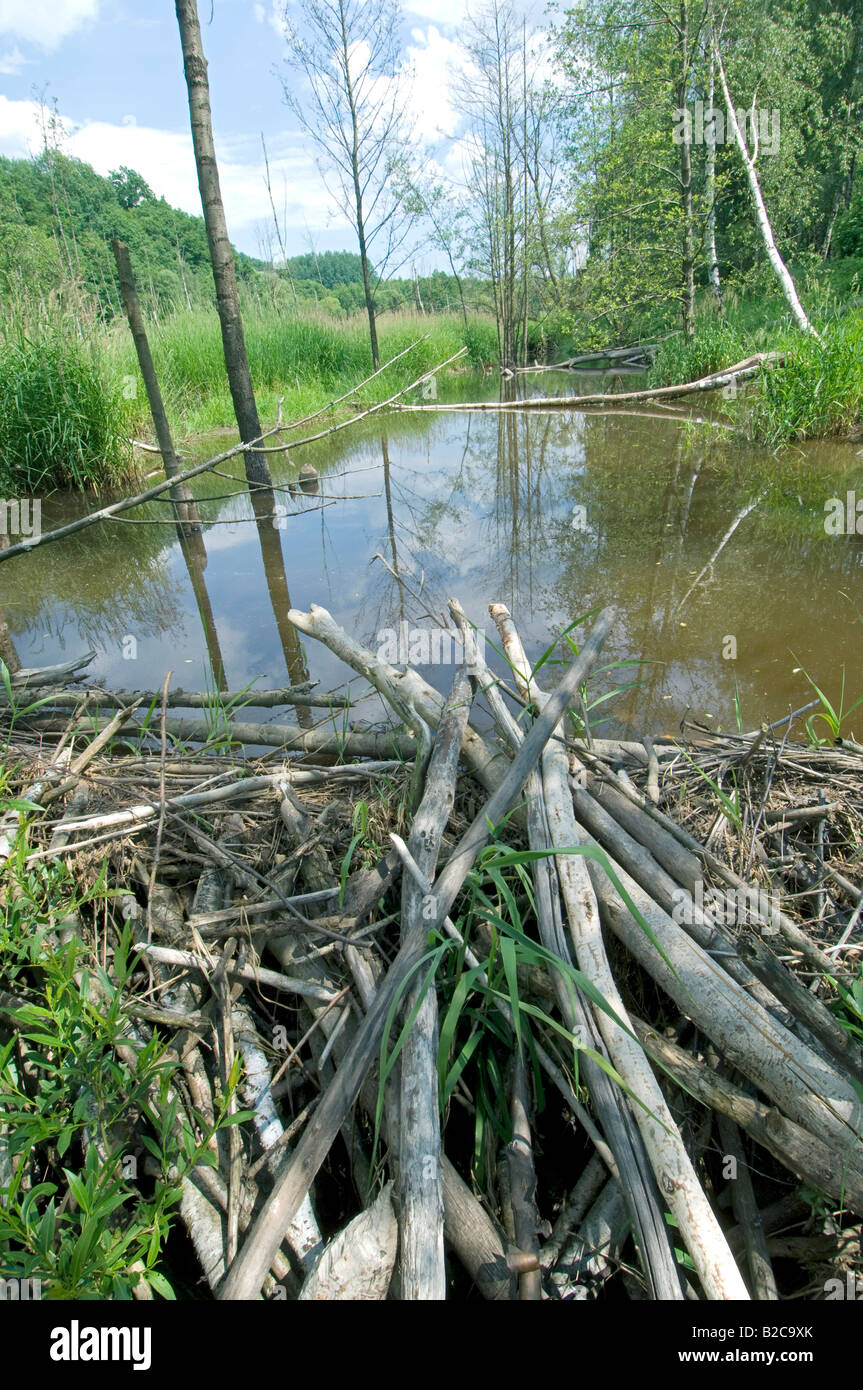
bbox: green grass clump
[0,299,135,493]
[648,305,863,447]
[124,307,499,437]
[745,310,863,446]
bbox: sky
[0,0,521,263]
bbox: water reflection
[1,373,861,737]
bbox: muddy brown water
[2,370,862,743]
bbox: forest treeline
[0,153,481,322]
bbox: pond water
[3,370,863,742]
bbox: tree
[175,0,271,488]
[110,167,156,209]
[279,0,416,367]
[714,36,822,340]
[454,1,562,365]
[555,0,709,344]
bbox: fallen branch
[391,354,782,415]
[217,608,614,1299]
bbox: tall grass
[0,291,497,492]
[648,306,863,446]
[123,307,499,436]
[0,294,134,493]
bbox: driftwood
[489,602,748,1300]
[394,354,782,415]
[5,589,861,1304]
[1,684,355,710]
[298,1183,398,1300]
[399,667,472,1300]
[631,1018,863,1214]
[454,599,684,1300]
[26,713,417,762]
[217,609,615,1298]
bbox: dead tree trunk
[704,28,723,310]
[112,238,200,534]
[715,43,823,343]
[175,0,273,488]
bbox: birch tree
[714,38,823,341]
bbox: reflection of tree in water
[542,419,863,733]
[250,488,312,726]
[0,528,185,654]
[0,604,20,673]
[6,381,861,731]
[369,409,578,631]
[178,523,227,690]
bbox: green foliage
[829,968,863,1046]
[0,807,248,1298]
[0,295,135,492]
[647,304,863,445]
[119,307,499,436]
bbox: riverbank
[0,302,498,494]
[642,263,863,446]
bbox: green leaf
[145,1268,176,1300]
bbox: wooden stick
[456,599,683,1300]
[2,685,355,710]
[715,1111,779,1300]
[249,347,468,453]
[507,1053,542,1300]
[0,432,283,565]
[134,943,340,1004]
[27,713,417,762]
[589,855,863,1156]
[737,930,863,1086]
[285,603,513,800]
[399,667,472,1301]
[490,602,748,1300]
[393,354,781,414]
[112,237,199,529]
[217,610,614,1299]
[631,1018,863,1214]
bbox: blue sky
[0,0,486,261]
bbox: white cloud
[405,0,470,23]
[0,0,98,49]
[0,93,40,155]
[0,43,27,73]
[405,26,472,141]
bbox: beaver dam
[1,599,861,1302]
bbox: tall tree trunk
[354,180,380,368]
[705,37,723,309]
[175,0,272,488]
[715,44,823,343]
[677,2,696,342]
